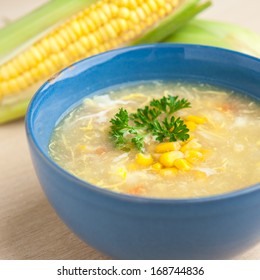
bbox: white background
[1,260,260,279]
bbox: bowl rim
[25,43,260,205]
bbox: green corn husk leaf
[133,0,211,45]
[0,0,211,124]
[164,18,260,57]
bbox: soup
[49,82,260,198]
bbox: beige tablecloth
[0,0,260,259]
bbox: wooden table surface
[0,0,260,260]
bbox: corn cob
[0,0,96,59]
[0,0,211,123]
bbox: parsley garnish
[110,95,191,151]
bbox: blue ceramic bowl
[26,44,260,259]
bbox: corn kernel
[9,58,25,75]
[35,43,48,58]
[136,7,146,21]
[192,170,207,179]
[98,26,111,41]
[64,24,79,41]
[152,162,163,170]
[165,2,174,13]
[186,115,207,124]
[0,82,11,95]
[48,36,61,52]
[40,38,51,53]
[180,139,202,152]
[159,167,178,176]
[55,34,68,50]
[110,3,119,17]
[76,144,88,153]
[0,64,10,80]
[119,7,130,18]
[117,18,128,32]
[44,58,55,73]
[174,158,192,171]
[15,76,28,90]
[199,148,210,155]
[5,62,18,79]
[142,3,151,16]
[136,153,154,167]
[23,71,35,85]
[77,19,90,35]
[98,10,109,24]
[66,44,80,59]
[101,3,113,18]
[27,68,39,82]
[8,79,20,93]
[155,142,180,153]
[185,121,197,132]
[116,167,127,179]
[158,7,167,17]
[88,33,99,48]
[147,0,158,11]
[79,36,91,50]
[96,44,106,54]
[84,17,96,33]
[156,0,167,7]
[185,149,204,163]
[73,41,86,56]
[128,0,137,9]
[71,21,83,37]
[159,151,184,168]
[91,11,102,26]
[118,0,130,7]
[16,53,30,71]
[104,24,118,39]
[30,46,44,62]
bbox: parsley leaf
[109,95,191,151]
[110,108,135,149]
[131,106,160,126]
[150,96,191,115]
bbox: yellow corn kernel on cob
[0,0,180,102]
[0,0,212,123]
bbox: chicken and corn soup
[49,82,260,198]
